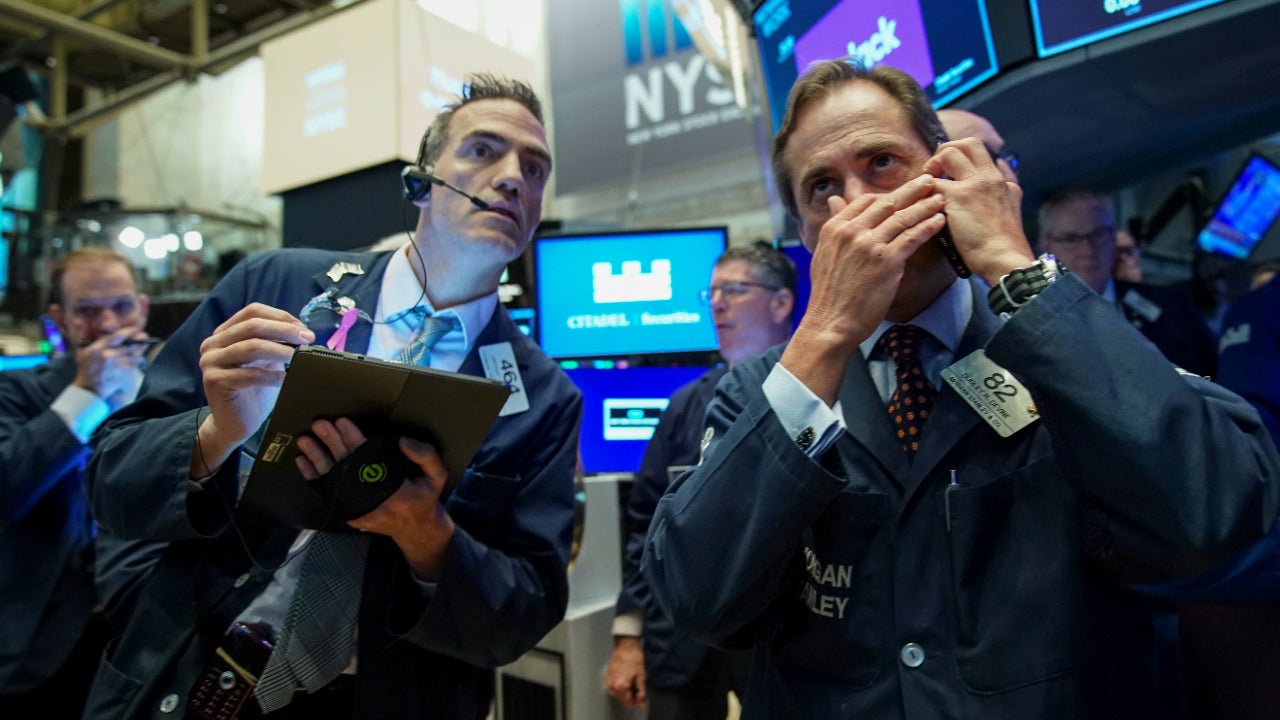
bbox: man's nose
[493,152,524,195]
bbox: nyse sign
[624,54,745,146]
[547,0,755,193]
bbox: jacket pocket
[942,459,1082,694]
[82,637,143,719]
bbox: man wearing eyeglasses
[607,242,795,719]
[0,247,151,717]
[1039,188,1217,375]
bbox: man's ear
[770,288,795,325]
[47,304,68,336]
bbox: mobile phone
[188,622,275,720]
[39,314,66,354]
[121,337,161,347]
[933,224,972,278]
[931,136,973,278]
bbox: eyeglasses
[1045,226,1115,247]
[69,296,140,322]
[699,281,779,303]
[986,146,1019,172]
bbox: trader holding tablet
[85,74,581,720]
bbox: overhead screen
[752,0,998,130]
[1196,154,1280,261]
[534,227,726,359]
[1030,0,1229,57]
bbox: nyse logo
[619,0,742,143]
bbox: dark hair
[416,74,545,169]
[49,247,137,306]
[772,60,944,218]
[718,240,799,321]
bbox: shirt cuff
[50,383,112,444]
[612,609,643,637]
[763,363,846,457]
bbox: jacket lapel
[836,351,910,487]
[304,252,394,354]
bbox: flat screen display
[1031,0,1228,57]
[752,0,998,130]
[535,228,726,359]
[1196,154,1280,261]
[0,354,49,372]
[565,366,710,475]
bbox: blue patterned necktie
[877,324,938,453]
[255,311,457,712]
[397,311,459,367]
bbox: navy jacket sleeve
[0,359,89,528]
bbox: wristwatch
[987,253,1070,317]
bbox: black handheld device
[931,136,973,278]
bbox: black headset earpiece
[402,128,434,202]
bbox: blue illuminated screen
[1196,155,1280,261]
[1031,0,1228,57]
[565,366,710,475]
[535,228,726,359]
[0,354,49,372]
[752,0,998,130]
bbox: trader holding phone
[0,247,150,717]
[643,60,1279,720]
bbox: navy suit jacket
[617,367,726,689]
[0,354,96,692]
[84,248,581,719]
[644,276,1279,720]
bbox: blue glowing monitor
[564,365,711,475]
[1196,155,1280,261]
[535,227,726,359]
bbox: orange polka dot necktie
[877,324,938,453]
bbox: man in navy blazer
[1038,188,1218,376]
[85,74,581,720]
[643,61,1279,720]
[0,247,151,717]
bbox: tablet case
[240,345,511,530]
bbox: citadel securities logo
[618,0,744,146]
[793,0,935,92]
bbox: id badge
[479,342,530,416]
[940,349,1040,437]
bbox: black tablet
[240,345,510,530]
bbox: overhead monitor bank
[751,0,998,129]
[1030,0,1231,57]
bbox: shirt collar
[375,245,497,350]
[859,278,972,358]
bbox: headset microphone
[400,166,490,210]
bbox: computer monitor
[1196,154,1280,261]
[752,0,999,130]
[1030,0,1228,57]
[0,354,50,372]
[534,227,726,359]
[565,365,711,475]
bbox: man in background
[1039,188,1217,376]
[0,247,150,716]
[86,74,581,719]
[1113,228,1144,283]
[606,241,795,718]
